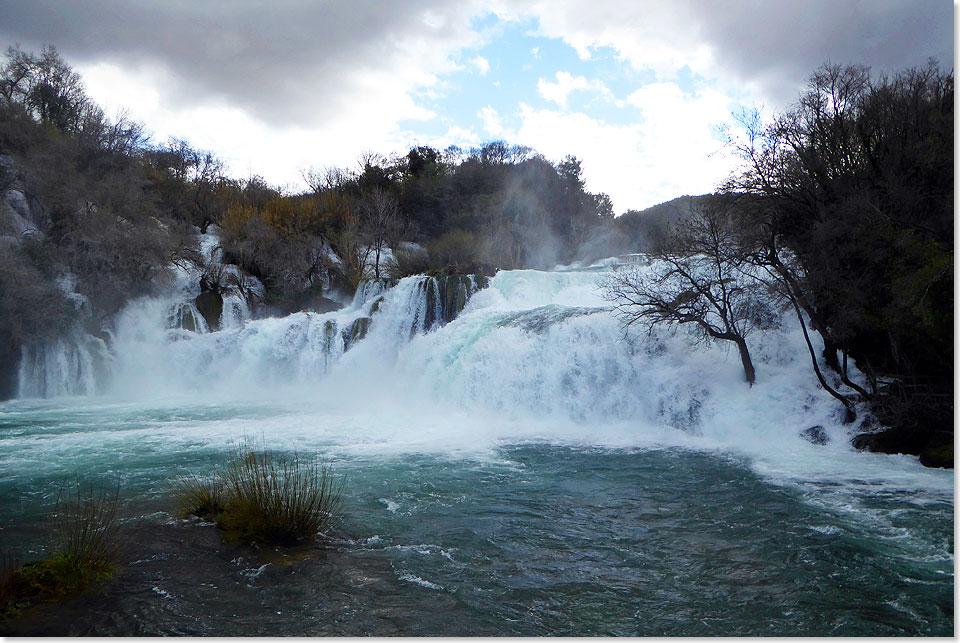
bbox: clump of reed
[174,442,344,546]
[49,481,123,571]
[172,472,226,519]
[1,480,123,619]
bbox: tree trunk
[841,349,870,398]
[791,299,856,423]
[822,335,840,372]
[735,337,756,386]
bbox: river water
[0,266,953,635]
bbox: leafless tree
[1,45,90,132]
[603,200,778,385]
[301,165,352,194]
[358,188,402,279]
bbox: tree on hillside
[358,188,402,279]
[724,61,953,428]
[302,165,352,194]
[1,45,89,132]
[604,199,778,385]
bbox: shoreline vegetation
[0,49,952,453]
[1,444,344,628]
[0,480,122,621]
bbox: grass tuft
[172,472,226,520]
[174,442,344,546]
[50,480,123,570]
[1,480,123,620]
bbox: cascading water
[103,272,486,398]
[16,328,110,397]
[0,255,952,636]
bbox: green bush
[174,443,344,546]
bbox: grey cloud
[0,1,951,129]
[0,0,478,124]
[685,0,953,107]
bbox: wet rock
[273,289,343,316]
[310,296,343,314]
[343,317,370,350]
[800,425,829,445]
[169,303,202,333]
[0,332,20,401]
[852,429,923,455]
[323,319,338,349]
[919,442,954,469]
[851,428,954,469]
[180,309,197,332]
[853,430,905,454]
[195,290,223,332]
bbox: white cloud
[68,3,490,189]
[9,0,945,207]
[537,71,612,108]
[436,125,481,149]
[497,0,950,111]
[76,60,434,189]
[477,105,504,137]
[515,82,741,211]
[470,55,491,75]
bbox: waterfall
[169,301,209,334]
[220,294,250,330]
[332,266,851,448]
[17,329,110,398]
[13,256,854,451]
[15,271,488,399]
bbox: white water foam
[7,259,952,505]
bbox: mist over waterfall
[18,245,854,459]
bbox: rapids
[0,260,953,635]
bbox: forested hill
[0,45,637,396]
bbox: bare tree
[332,216,373,288]
[358,189,402,280]
[301,165,352,194]
[1,45,90,132]
[603,200,777,385]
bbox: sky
[0,1,953,212]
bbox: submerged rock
[851,428,954,469]
[919,443,954,469]
[800,425,829,445]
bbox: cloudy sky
[0,1,952,212]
